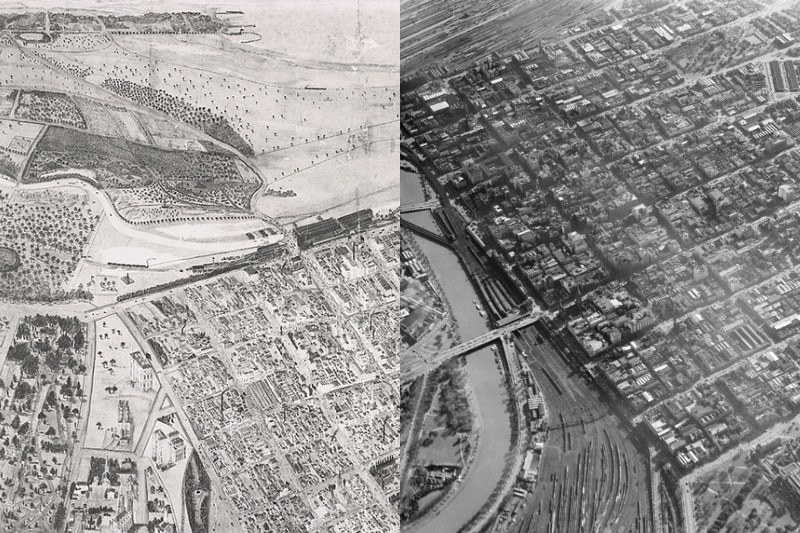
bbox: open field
[51,34,397,155]
[68,262,189,307]
[254,130,399,224]
[0,118,43,167]
[84,313,160,451]
[0,45,114,98]
[84,208,271,262]
[0,88,16,117]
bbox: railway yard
[400,0,800,528]
[401,0,614,75]
[510,326,652,533]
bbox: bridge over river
[400,200,440,213]
[401,313,543,382]
[399,217,452,247]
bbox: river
[401,169,441,234]
[403,170,513,533]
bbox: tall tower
[353,187,363,263]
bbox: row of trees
[436,359,473,435]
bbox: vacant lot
[84,313,161,451]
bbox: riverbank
[401,167,434,204]
[400,229,460,349]
[400,227,479,525]
[401,236,514,533]
[401,358,485,530]
[400,157,520,533]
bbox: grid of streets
[402,0,800,531]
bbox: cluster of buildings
[740,269,800,340]
[723,345,800,427]
[403,12,800,322]
[125,226,399,532]
[566,282,657,356]
[153,428,186,468]
[402,0,800,475]
[68,460,138,533]
[645,382,751,468]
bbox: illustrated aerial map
[13,0,800,532]
[0,1,399,532]
[400,0,800,532]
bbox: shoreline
[400,235,514,533]
[400,156,519,532]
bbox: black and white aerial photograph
[399,0,800,532]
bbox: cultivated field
[15,90,86,129]
[0,186,101,301]
[0,119,43,170]
[24,126,260,211]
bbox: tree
[73,329,85,349]
[17,422,29,435]
[53,503,66,531]
[14,381,32,401]
[21,354,39,377]
[45,351,61,372]
[56,334,72,351]
[10,415,19,430]
[6,343,30,362]
[45,390,57,409]
[34,338,51,353]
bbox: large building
[130,351,154,392]
[153,428,186,468]
[118,400,133,447]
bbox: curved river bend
[402,170,513,533]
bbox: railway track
[512,327,652,533]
